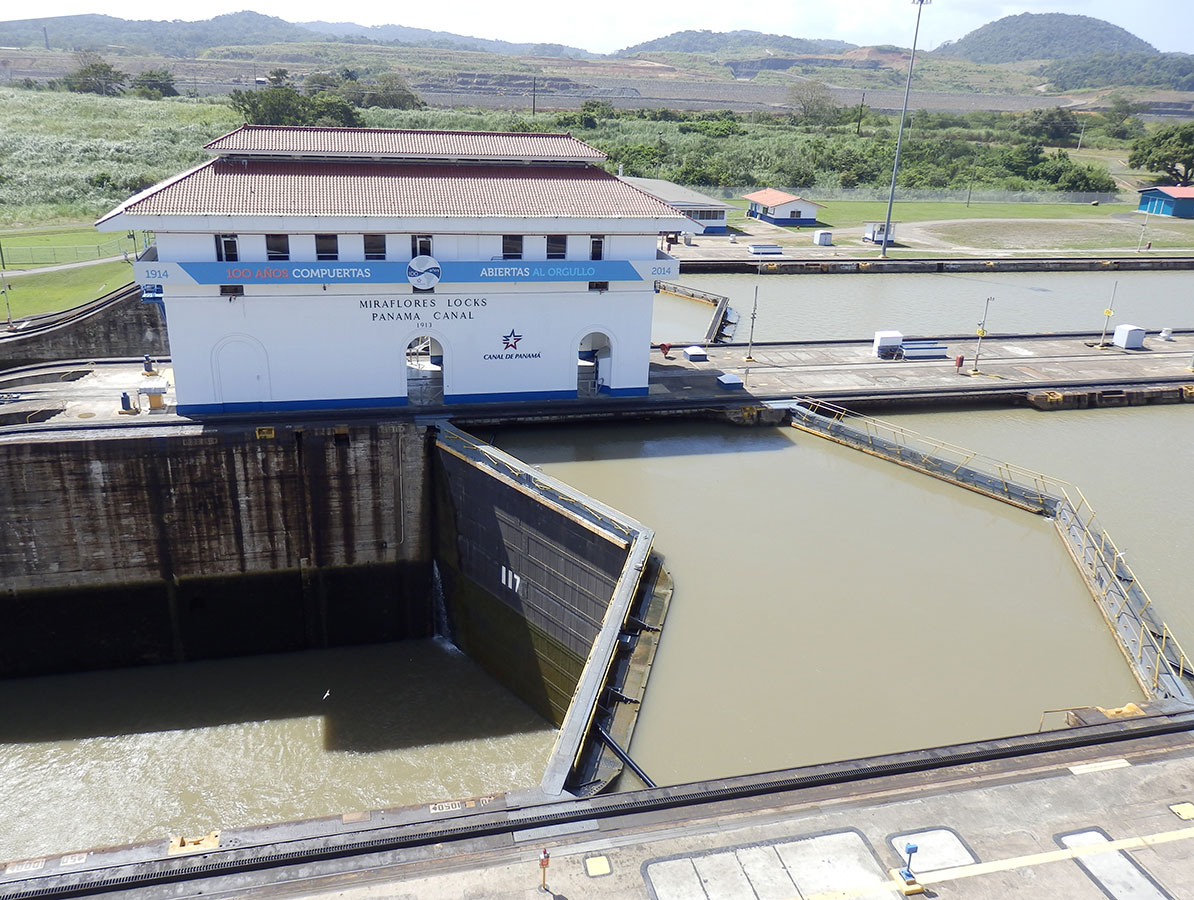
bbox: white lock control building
[98,125,695,414]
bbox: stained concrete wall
[0,285,169,371]
[434,438,631,726]
[0,422,433,677]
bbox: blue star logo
[502,329,522,350]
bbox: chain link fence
[0,237,134,268]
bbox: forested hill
[934,13,1155,63]
[0,12,326,56]
[301,21,592,58]
[619,30,854,57]
[1042,52,1194,92]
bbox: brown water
[495,421,1142,786]
[3,270,1186,862]
[654,270,1194,344]
[0,639,554,862]
[881,405,1194,642]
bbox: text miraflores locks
[360,296,488,322]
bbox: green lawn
[0,226,150,270]
[816,201,1131,229]
[3,261,134,319]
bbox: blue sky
[9,1,1191,55]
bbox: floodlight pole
[879,0,930,259]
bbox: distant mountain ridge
[300,21,593,58]
[933,12,1156,63]
[0,12,326,57]
[618,29,855,57]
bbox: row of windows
[215,234,607,263]
[682,209,726,221]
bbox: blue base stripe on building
[178,396,409,414]
[599,385,649,397]
[444,389,579,404]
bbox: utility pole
[856,91,865,136]
[970,296,994,375]
[531,76,536,116]
[880,0,931,259]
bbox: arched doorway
[577,332,612,398]
[406,334,443,405]
[212,335,271,406]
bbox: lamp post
[745,286,758,361]
[2,284,11,330]
[1097,280,1118,348]
[1137,212,1151,252]
[879,0,931,259]
[970,295,994,375]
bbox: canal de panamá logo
[406,255,441,290]
[484,328,541,361]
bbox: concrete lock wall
[433,439,632,727]
[0,286,169,372]
[0,422,434,677]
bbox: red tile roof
[742,188,825,208]
[109,159,689,220]
[204,125,607,162]
[1141,186,1194,198]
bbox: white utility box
[717,373,744,389]
[873,330,904,358]
[1113,324,1145,350]
[813,230,832,246]
[684,345,708,362]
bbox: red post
[955,354,964,374]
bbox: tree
[1018,106,1080,144]
[266,68,289,86]
[229,86,363,127]
[62,51,127,96]
[303,72,341,96]
[229,86,310,125]
[1129,124,1194,185]
[131,68,178,98]
[358,73,423,110]
[787,81,838,126]
[1101,94,1147,140]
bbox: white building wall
[164,284,653,411]
[339,234,365,261]
[290,234,317,261]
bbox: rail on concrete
[778,397,1194,705]
[655,280,733,344]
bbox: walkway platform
[2,332,1193,432]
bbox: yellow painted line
[798,825,1194,900]
[1068,758,1131,775]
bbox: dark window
[364,234,386,260]
[546,235,567,259]
[215,234,238,262]
[590,235,604,261]
[412,234,433,257]
[588,281,609,292]
[502,235,523,260]
[413,286,435,294]
[315,234,338,261]
[265,234,289,261]
[219,285,244,297]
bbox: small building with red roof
[98,125,694,413]
[1137,185,1194,218]
[742,188,825,226]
